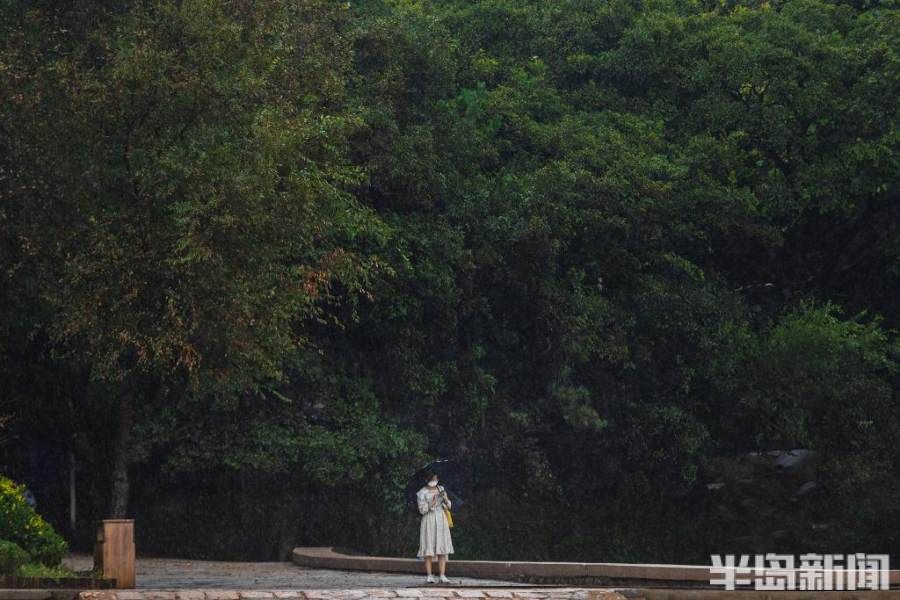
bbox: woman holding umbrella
[416,470,454,583]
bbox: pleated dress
[416,486,454,558]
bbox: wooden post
[94,519,135,588]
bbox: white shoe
[426,575,435,583]
[439,575,450,583]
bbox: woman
[416,471,454,583]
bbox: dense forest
[0,0,897,564]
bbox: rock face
[700,449,821,554]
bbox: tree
[0,0,386,516]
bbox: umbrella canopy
[405,458,465,511]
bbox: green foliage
[0,540,30,576]
[711,300,899,451]
[13,562,77,579]
[0,0,897,560]
[706,300,900,550]
[0,0,387,394]
[0,477,68,567]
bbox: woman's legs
[438,554,447,576]
[424,555,433,576]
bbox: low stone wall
[292,547,900,588]
[291,548,711,585]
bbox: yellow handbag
[438,487,454,528]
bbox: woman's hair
[424,470,438,483]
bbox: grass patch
[15,562,78,579]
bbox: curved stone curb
[292,548,900,587]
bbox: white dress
[416,486,454,558]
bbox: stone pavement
[61,556,523,590]
[13,588,900,600]
[76,589,615,600]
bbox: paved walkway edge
[72,589,600,600]
[639,591,900,599]
[291,548,900,586]
[52,588,900,600]
[7,588,900,600]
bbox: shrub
[0,540,30,575]
[15,562,77,578]
[0,476,68,566]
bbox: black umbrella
[405,458,465,512]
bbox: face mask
[428,480,438,487]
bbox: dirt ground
[63,554,519,590]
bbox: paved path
[77,590,606,600]
[63,555,526,590]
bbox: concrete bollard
[93,518,136,588]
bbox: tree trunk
[109,382,135,518]
[69,450,77,534]
[67,395,78,535]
